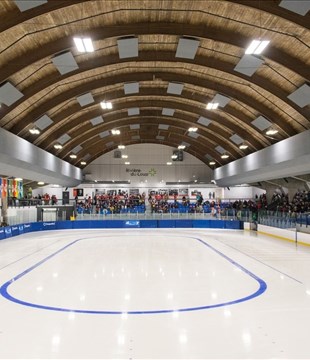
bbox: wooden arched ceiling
[0,0,309,170]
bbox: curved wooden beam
[8,71,297,137]
[2,51,308,124]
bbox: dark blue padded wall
[0,219,243,240]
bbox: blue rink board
[0,219,243,240]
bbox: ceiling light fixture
[118,145,125,149]
[266,129,278,135]
[167,162,172,165]
[73,37,94,53]
[54,144,63,149]
[37,181,45,185]
[221,154,229,159]
[125,162,130,165]
[171,154,178,159]
[111,129,120,135]
[122,154,128,159]
[29,128,40,135]
[188,127,198,132]
[209,161,216,165]
[206,103,219,110]
[239,144,249,150]
[14,178,23,181]
[245,40,270,55]
[70,154,77,159]
[178,145,186,150]
[80,161,87,165]
[100,101,112,110]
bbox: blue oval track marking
[0,236,267,315]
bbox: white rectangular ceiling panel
[90,116,104,126]
[167,82,184,95]
[14,0,47,12]
[287,84,310,108]
[215,145,226,154]
[77,93,94,107]
[106,141,114,148]
[197,116,212,127]
[72,145,83,154]
[57,133,71,145]
[156,135,165,140]
[158,124,169,130]
[188,132,199,139]
[251,116,272,131]
[234,54,264,76]
[230,134,244,145]
[279,1,310,15]
[124,82,139,94]
[176,38,200,59]
[130,124,140,130]
[128,108,140,116]
[117,37,138,59]
[35,115,53,130]
[52,51,79,75]
[162,108,175,116]
[213,94,231,108]
[0,82,24,106]
[99,131,109,138]
[131,135,140,140]
[205,153,213,160]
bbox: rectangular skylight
[117,37,138,59]
[77,93,94,107]
[245,40,270,55]
[251,116,272,131]
[230,134,244,145]
[215,145,226,154]
[14,0,47,12]
[73,38,94,53]
[99,131,109,138]
[167,82,184,95]
[57,133,71,145]
[130,124,140,130]
[212,94,231,108]
[35,114,53,130]
[287,84,310,108]
[128,108,140,116]
[158,124,169,130]
[100,101,112,109]
[52,51,79,75]
[206,103,219,110]
[197,116,212,127]
[176,37,200,59]
[90,116,104,126]
[72,145,83,154]
[162,108,175,116]
[0,82,24,106]
[124,82,139,94]
[279,0,310,15]
[234,54,264,76]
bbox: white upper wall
[84,144,213,186]
[0,127,82,186]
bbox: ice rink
[0,228,310,359]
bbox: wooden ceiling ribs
[0,0,308,170]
